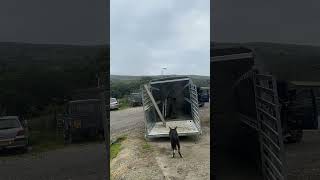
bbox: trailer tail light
[16,129,25,136]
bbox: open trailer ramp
[142,76,202,138]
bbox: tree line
[0,47,108,118]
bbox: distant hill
[0,42,108,116]
[0,42,108,70]
[212,42,320,81]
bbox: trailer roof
[290,81,320,87]
[150,76,191,84]
[211,45,254,63]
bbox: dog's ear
[174,126,177,129]
[169,126,172,130]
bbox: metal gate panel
[190,83,201,133]
[253,71,287,180]
[142,84,156,133]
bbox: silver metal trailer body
[142,77,202,138]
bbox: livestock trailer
[142,76,202,138]
[212,44,287,180]
[63,88,106,143]
[212,42,320,180]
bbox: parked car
[110,98,119,110]
[0,116,29,151]
[197,87,205,107]
[128,93,143,107]
[199,87,210,102]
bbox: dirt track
[110,103,210,180]
[110,107,145,139]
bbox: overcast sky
[0,0,108,45]
[212,0,320,46]
[110,0,210,76]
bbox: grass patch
[142,141,151,151]
[110,143,121,159]
[29,130,65,153]
[118,97,129,110]
[110,135,127,159]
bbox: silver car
[110,98,119,110]
[0,116,29,151]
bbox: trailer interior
[142,77,201,138]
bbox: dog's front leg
[172,149,175,158]
[178,150,183,158]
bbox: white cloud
[110,0,210,76]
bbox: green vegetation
[110,143,121,160]
[29,130,64,153]
[118,97,129,110]
[0,42,108,152]
[0,42,108,119]
[110,76,152,99]
[110,135,127,159]
[142,141,151,151]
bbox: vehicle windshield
[110,98,117,103]
[0,118,20,129]
[200,89,209,95]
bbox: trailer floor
[148,120,199,137]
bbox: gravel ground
[0,143,107,180]
[286,130,320,180]
[110,104,320,179]
[111,103,210,180]
[110,107,145,140]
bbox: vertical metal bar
[271,76,287,180]
[252,70,267,180]
[141,85,150,135]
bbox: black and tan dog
[169,126,183,158]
